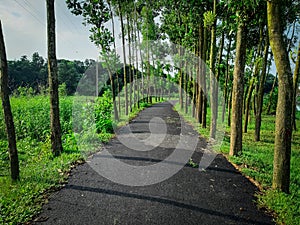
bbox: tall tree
[47,0,63,156]
[243,23,264,134]
[229,21,247,156]
[292,41,300,130]
[119,1,128,114]
[0,20,20,181]
[206,0,217,138]
[267,0,293,193]
[255,34,269,141]
[66,0,119,121]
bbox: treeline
[65,0,299,194]
[7,52,94,95]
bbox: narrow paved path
[32,102,274,225]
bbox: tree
[66,0,119,121]
[47,0,63,156]
[267,0,293,193]
[229,21,247,156]
[206,0,217,139]
[0,20,20,181]
[292,41,300,130]
[255,34,269,141]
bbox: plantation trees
[47,0,63,156]
[0,20,20,181]
[66,0,119,120]
[267,0,293,193]
[229,22,246,156]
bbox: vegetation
[0,0,299,224]
[0,91,159,224]
[176,104,300,225]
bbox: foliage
[7,53,89,95]
[95,90,114,133]
[0,91,159,224]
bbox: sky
[0,0,100,61]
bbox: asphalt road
[31,101,274,225]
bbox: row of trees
[0,0,299,196]
[65,0,299,193]
[7,53,90,95]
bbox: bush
[94,90,113,134]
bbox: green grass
[175,103,300,225]
[0,96,83,224]
[0,94,162,224]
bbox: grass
[0,94,160,225]
[175,102,300,225]
[2,94,298,224]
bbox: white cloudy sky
[0,0,101,61]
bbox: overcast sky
[0,0,100,61]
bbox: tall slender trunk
[179,48,183,110]
[268,0,293,193]
[202,27,208,128]
[127,15,133,112]
[230,22,247,156]
[138,30,144,102]
[0,20,20,181]
[134,5,140,109]
[47,0,63,157]
[267,73,277,114]
[255,35,269,141]
[222,36,232,122]
[119,4,128,115]
[244,78,255,133]
[108,68,119,121]
[210,0,217,138]
[109,0,121,115]
[228,89,232,127]
[292,41,300,130]
[244,24,264,133]
[196,24,203,123]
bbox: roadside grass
[0,96,83,224]
[0,94,162,224]
[175,103,300,225]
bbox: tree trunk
[222,35,232,123]
[202,27,208,128]
[109,0,121,115]
[255,36,269,141]
[229,22,247,156]
[108,69,119,121]
[119,4,128,115]
[0,20,20,181]
[196,24,204,123]
[267,0,293,193]
[185,56,189,114]
[228,89,232,127]
[267,72,277,114]
[127,15,133,112]
[138,30,144,103]
[210,0,217,139]
[47,0,63,157]
[244,78,255,133]
[292,41,300,130]
[244,25,264,133]
[134,9,140,109]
